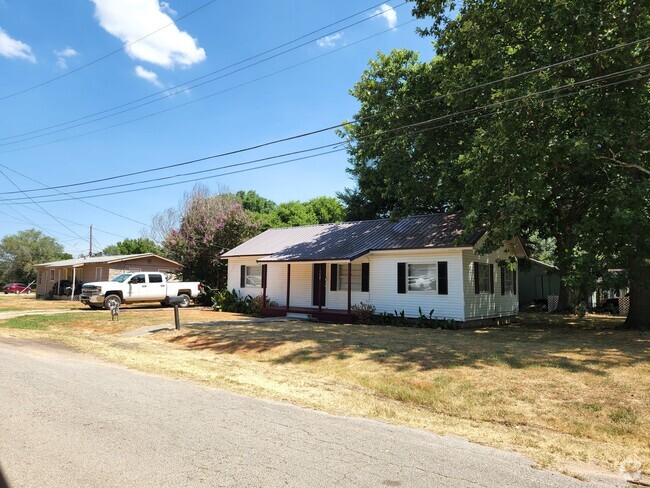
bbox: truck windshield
[111,274,132,283]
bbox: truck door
[146,273,167,300]
[127,273,147,299]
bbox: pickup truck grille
[81,287,100,295]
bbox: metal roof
[35,253,181,268]
[222,212,483,262]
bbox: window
[95,267,102,280]
[474,262,493,294]
[331,263,369,292]
[49,270,55,281]
[130,274,146,284]
[149,274,163,283]
[501,267,517,295]
[338,264,361,291]
[244,265,262,288]
[407,264,437,292]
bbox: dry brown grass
[1,303,647,479]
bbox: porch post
[71,267,76,301]
[261,264,267,312]
[347,262,352,314]
[318,264,322,313]
[57,269,61,296]
[286,264,291,311]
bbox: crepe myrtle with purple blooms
[163,188,258,288]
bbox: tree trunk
[555,234,573,312]
[623,257,650,329]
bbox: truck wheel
[178,294,191,308]
[103,294,121,310]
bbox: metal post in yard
[174,305,180,331]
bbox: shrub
[351,302,376,324]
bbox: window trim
[95,267,103,281]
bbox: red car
[3,283,31,294]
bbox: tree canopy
[0,229,68,283]
[341,0,649,326]
[101,238,161,256]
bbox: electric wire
[0,1,405,146]
[2,35,648,193]
[4,69,647,205]
[2,61,646,202]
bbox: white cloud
[373,4,397,29]
[160,2,176,16]
[316,32,343,48]
[0,27,35,62]
[91,0,206,69]
[135,65,163,87]
[54,47,79,69]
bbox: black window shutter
[330,264,338,291]
[240,265,246,288]
[500,267,505,295]
[261,264,267,289]
[513,270,517,295]
[474,262,480,294]
[397,263,406,294]
[361,263,370,292]
[490,264,495,294]
[438,261,448,295]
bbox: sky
[0,0,434,256]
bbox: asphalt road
[0,338,623,488]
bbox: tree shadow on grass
[165,313,649,374]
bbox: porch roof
[222,212,484,262]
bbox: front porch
[261,305,353,323]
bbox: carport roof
[222,212,484,262]
[35,253,181,268]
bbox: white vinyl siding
[368,250,464,321]
[462,244,519,321]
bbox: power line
[0,17,413,157]
[4,69,647,206]
[2,35,648,193]
[0,1,405,147]
[0,0,219,102]
[2,61,647,202]
[0,168,88,242]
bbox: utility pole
[89,224,93,257]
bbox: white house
[221,212,526,324]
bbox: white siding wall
[462,247,519,320]
[227,256,287,306]
[366,250,465,321]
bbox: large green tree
[0,229,68,283]
[342,0,649,326]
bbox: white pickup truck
[80,272,201,310]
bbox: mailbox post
[167,296,185,330]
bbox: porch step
[286,313,312,320]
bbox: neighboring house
[518,258,561,308]
[34,253,181,298]
[221,213,527,323]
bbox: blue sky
[0,0,433,256]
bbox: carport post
[71,267,76,301]
[57,269,61,296]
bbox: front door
[312,263,326,307]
